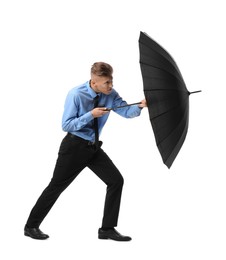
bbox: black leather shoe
[24,226,49,240]
[98,228,132,241]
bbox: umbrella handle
[107,102,142,111]
[189,90,202,94]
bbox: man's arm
[61,90,93,132]
[112,92,147,118]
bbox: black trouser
[26,133,124,228]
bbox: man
[24,62,147,241]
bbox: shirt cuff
[80,111,94,124]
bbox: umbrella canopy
[139,31,200,168]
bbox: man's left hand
[139,99,147,108]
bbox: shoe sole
[98,234,131,241]
[24,231,49,240]
[98,234,109,240]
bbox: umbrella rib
[145,89,188,93]
[139,33,178,67]
[139,37,183,79]
[150,97,187,121]
[155,98,189,146]
[164,117,188,168]
[140,61,186,86]
[141,71,186,88]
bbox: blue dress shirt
[62,81,142,142]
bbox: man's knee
[112,173,124,188]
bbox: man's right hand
[91,108,110,118]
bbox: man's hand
[138,99,147,108]
[91,107,110,118]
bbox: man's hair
[91,62,113,78]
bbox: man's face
[91,76,113,95]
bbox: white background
[0,0,225,259]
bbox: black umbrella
[139,31,201,168]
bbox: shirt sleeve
[112,91,142,118]
[61,90,93,132]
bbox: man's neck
[89,80,99,93]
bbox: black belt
[67,133,96,146]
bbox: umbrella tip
[189,90,202,95]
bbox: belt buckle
[88,141,95,146]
